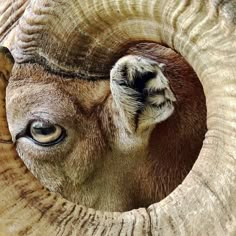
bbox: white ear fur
[110,56,175,133]
[159,63,166,71]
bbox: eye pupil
[33,126,56,135]
[28,121,65,146]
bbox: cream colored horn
[1,0,236,234]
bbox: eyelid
[15,119,67,147]
[15,127,28,141]
[15,119,44,140]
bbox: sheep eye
[28,121,65,146]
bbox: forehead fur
[9,63,111,111]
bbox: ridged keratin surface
[0,0,236,235]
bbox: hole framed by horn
[0,0,236,235]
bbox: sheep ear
[158,63,166,72]
[0,47,14,80]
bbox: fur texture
[126,43,207,205]
[6,43,206,211]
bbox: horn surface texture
[1,0,236,235]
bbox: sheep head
[7,43,206,211]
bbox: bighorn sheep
[6,42,206,211]
[0,0,236,235]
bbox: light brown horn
[1,0,236,234]
[0,0,29,48]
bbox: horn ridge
[1,0,236,234]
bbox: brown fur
[6,43,206,211]
[126,43,207,206]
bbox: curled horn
[1,0,236,234]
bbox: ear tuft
[0,47,15,80]
[159,63,166,71]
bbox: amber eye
[29,121,65,146]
